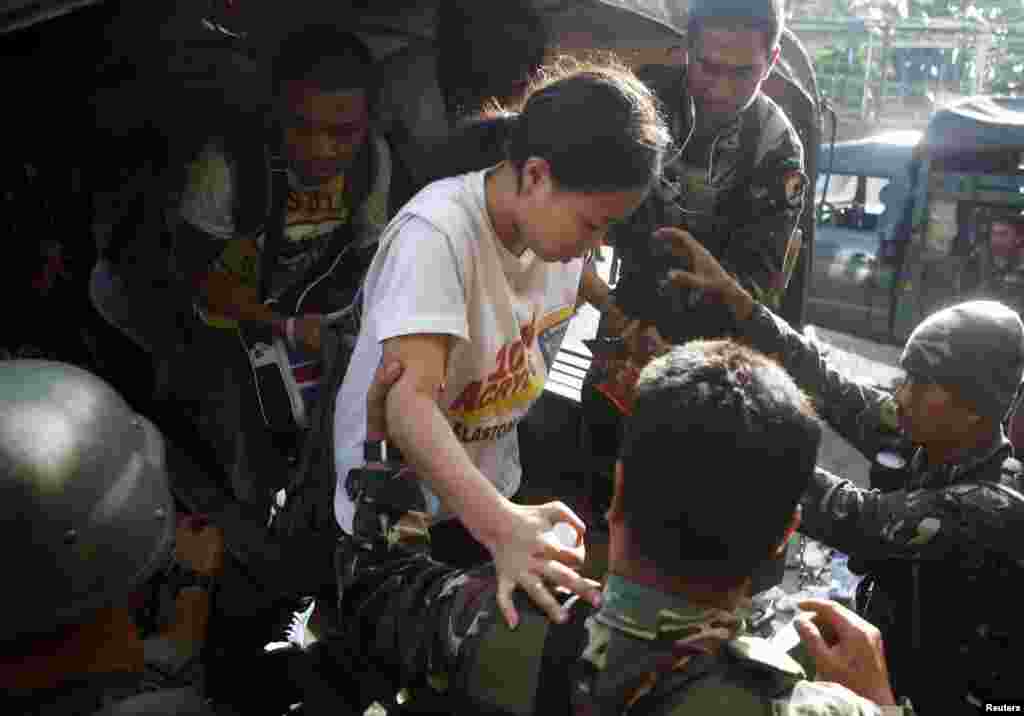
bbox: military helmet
[0,361,175,642]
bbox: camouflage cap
[900,301,1024,421]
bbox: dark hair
[686,0,784,58]
[271,26,374,96]
[501,56,670,193]
[619,340,820,580]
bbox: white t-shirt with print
[333,168,583,533]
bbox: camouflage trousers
[335,538,504,709]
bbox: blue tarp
[821,130,921,178]
[924,96,1024,157]
[823,97,1024,176]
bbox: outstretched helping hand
[653,227,756,322]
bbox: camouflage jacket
[338,540,908,716]
[739,302,1024,711]
[608,64,806,343]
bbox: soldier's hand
[653,227,756,321]
[367,358,405,440]
[622,320,670,363]
[795,598,897,707]
[488,501,603,630]
[603,301,631,337]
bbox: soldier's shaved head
[617,340,821,579]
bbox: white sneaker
[285,598,319,650]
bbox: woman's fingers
[496,573,567,628]
[496,576,521,629]
[521,574,567,624]
[540,559,603,609]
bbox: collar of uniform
[596,574,745,644]
[909,427,1011,489]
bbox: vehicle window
[815,174,891,211]
[816,173,857,206]
[865,177,891,214]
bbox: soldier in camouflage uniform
[613,0,807,324]
[660,227,1024,714]
[582,0,807,513]
[329,351,914,715]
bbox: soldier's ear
[773,505,801,559]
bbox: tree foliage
[799,0,1024,94]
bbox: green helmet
[0,360,175,642]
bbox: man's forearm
[731,301,897,458]
[799,468,898,559]
[386,383,507,543]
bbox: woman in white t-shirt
[334,58,671,628]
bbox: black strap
[717,100,769,260]
[264,136,376,314]
[259,129,289,303]
[534,598,593,716]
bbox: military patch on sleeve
[782,170,806,209]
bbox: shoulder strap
[263,135,378,313]
[259,126,289,304]
[738,98,768,183]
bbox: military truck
[2,2,822,712]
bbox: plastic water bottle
[828,552,862,606]
[546,522,579,548]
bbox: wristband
[363,438,404,465]
[285,317,297,349]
